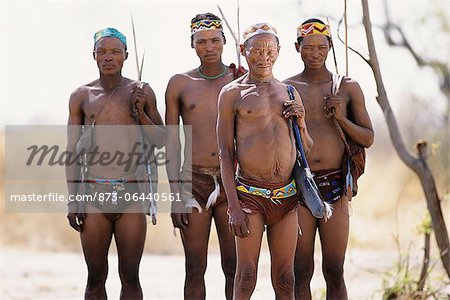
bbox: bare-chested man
[165,13,245,300]
[284,19,374,299]
[218,23,313,299]
[66,28,165,299]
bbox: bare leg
[267,210,298,300]
[114,209,147,300]
[213,202,236,300]
[318,196,349,300]
[180,210,213,300]
[233,214,265,300]
[294,204,318,300]
[80,206,114,300]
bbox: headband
[191,19,223,35]
[243,23,278,43]
[297,22,330,38]
[94,28,127,48]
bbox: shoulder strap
[287,84,295,100]
[89,85,120,125]
[287,85,310,169]
[330,74,352,155]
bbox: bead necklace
[197,64,227,80]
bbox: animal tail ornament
[205,175,220,210]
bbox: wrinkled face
[297,35,330,69]
[93,37,128,75]
[242,34,280,79]
[192,30,224,63]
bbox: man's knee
[294,261,314,284]
[274,270,295,293]
[86,264,108,286]
[236,266,257,293]
[222,258,236,279]
[119,264,140,284]
[185,260,207,280]
[323,264,345,285]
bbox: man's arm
[165,75,187,229]
[325,79,374,148]
[217,84,249,238]
[293,87,314,153]
[66,87,85,232]
[131,83,166,148]
[283,86,314,153]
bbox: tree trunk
[361,0,450,279]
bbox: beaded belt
[236,179,297,200]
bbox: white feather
[185,197,203,213]
[323,202,334,221]
[206,175,220,209]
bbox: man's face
[297,35,330,69]
[93,37,128,75]
[242,34,280,79]
[192,30,224,64]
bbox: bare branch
[237,0,241,45]
[417,229,431,291]
[344,0,348,75]
[217,4,241,66]
[326,17,339,74]
[361,0,450,279]
[336,16,370,64]
[381,0,449,91]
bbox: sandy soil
[1,130,449,299]
[1,246,401,300]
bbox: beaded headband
[242,23,278,43]
[191,19,223,35]
[297,22,330,38]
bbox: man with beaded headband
[66,27,165,299]
[284,18,374,299]
[218,23,313,299]
[165,12,245,299]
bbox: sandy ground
[0,246,401,300]
[1,132,450,299]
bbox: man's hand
[283,100,307,129]
[131,84,148,116]
[228,205,249,238]
[235,65,247,78]
[67,202,85,232]
[171,200,189,230]
[324,93,345,120]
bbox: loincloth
[236,177,298,226]
[180,165,227,213]
[85,175,144,221]
[299,169,344,207]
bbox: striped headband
[191,19,223,35]
[243,23,278,43]
[297,22,330,38]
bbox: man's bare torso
[231,78,296,183]
[176,69,235,168]
[78,78,142,178]
[285,74,349,171]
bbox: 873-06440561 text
[9,192,182,203]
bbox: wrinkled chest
[237,91,286,119]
